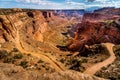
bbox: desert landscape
[0,7,120,80]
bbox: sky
[0,0,120,9]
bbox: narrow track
[15,31,65,72]
[84,43,116,75]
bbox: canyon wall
[82,8,120,22]
[0,9,56,44]
[67,8,120,52]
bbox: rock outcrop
[0,8,71,54]
[66,8,120,52]
[0,9,56,43]
[67,20,120,51]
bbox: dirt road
[15,31,65,72]
[84,43,116,75]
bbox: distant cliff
[82,8,120,22]
[67,8,120,51]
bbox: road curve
[15,31,65,72]
[84,43,116,75]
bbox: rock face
[94,7,120,15]
[82,8,120,22]
[0,9,61,45]
[67,20,120,51]
[66,8,120,52]
[0,63,107,80]
[0,8,70,53]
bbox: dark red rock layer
[67,8,120,52]
[67,21,120,51]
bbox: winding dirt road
[84,43,116,75]
[15,31,65,72]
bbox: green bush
[82,59,88,63]
[69,59,78,65]
[0,50,8,59]
[60,58,65,63]
[37,59,44,63]
[113,45,120,57]
[13,53,23,59]
[3,58,15,63]
[20,61,28,68]
[12,48,19,52]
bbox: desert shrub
[3,58,15,63]
[27,54,31,56]
[0,50,8,59]
[60,58,65,63]
[13,53,23,59]
[69,59,82,68]
[69,58,78,65]
[12,48,19,52]
[69,60,84,72]
[37,59,44,63]
[96,73,104,77]
[101,67,107,70]
[81,59,88,63]
[20,61,28,68]
[27,12,34,18]
[91,44,105,54]
[113,45,120,58]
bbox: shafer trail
[15,31,66,72]
[84,43,116,75]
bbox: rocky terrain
[67,7,120,52]
[95,45,120,80]
[0,8,120,80]
[0,63,107,80]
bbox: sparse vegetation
[0,49,56,73]
[20,61,28,68]
[37,59,44,63]
[113,45,120,58]
[60,58,65,63]
[12,48,19,52]
[0,50,8,59]
[13,53,23,59]
[79,44,107,57]
[3,58,15,63]
[95,45,120,79]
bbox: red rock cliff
[67,20,120,51]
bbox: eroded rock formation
[0,9,58,44]
[67,20,120,51]
[66,8,120,52]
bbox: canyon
[0,8,120,80]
